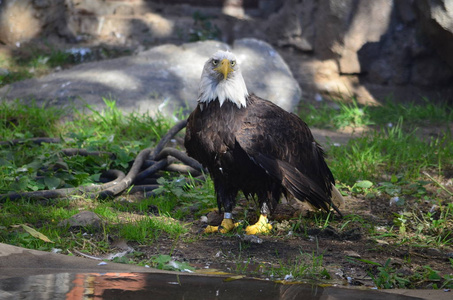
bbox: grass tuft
[0,100,66,139]
[328,119,452,185]
[299,96,452,129]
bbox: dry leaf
[20,224,54,243]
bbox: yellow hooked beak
[214,58,233,80]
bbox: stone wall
[1,0,452,102]
[244,0,453,94]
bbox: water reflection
[0,272,419,300]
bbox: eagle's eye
[212,59,219,66]
[230,60,236,67]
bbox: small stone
[239,234,263,244]
[206,211,223,226]
[58,211,102,229]
[344,250,361,258]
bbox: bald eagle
[184,50,343,234]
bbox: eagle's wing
[235,96,337,212]
[252,153,334,212]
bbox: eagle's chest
[186,102,245,171]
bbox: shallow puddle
[0,272,423,299]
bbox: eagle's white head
[198,50,249,108]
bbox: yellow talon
[204,218,239,234]
[204,224,220,234]
[245,214,272,235]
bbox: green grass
[0,97,452,288]
[351,258,453,289]
[0,100,66,139]
[0,195,191,251]
[117,215,188,243]
[299,96,452,129]
[328,119,452,185]
[0,99,177,193]
[0,99,197,252]
[368,97,453,127]
[265,251,330,281]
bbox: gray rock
[411,56,453,87]
[58,211,102,229]
[415,0,453,69]
[0,68,9,76]
[335,0,393,74]
[0,38,301,115]
[0,0,68,45]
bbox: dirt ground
[120,122,451,289]
[129,179,451,289]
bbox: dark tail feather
[253,153,341,216]
[278,160,332,212]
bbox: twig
[97,120,189,198]
[165,164,201,176]
[135,158,169,183]
[129,185,160,194]
[156,147,204,172]
[0,137,72,146]
[61,148,116,159]
[0,169,125,202]
[150,119,188,159]
[423,171,453,197]
[96,148,151,198]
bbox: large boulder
[0,38,301,115]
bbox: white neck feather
[198,57,249,108]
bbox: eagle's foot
[204,218,239,234]
[245,214,272,235]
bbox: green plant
[0,69,33,86]
[370,259,411,289]
[149,254,195,272]
[189,11,221,42]
[392,203,453,247]
[343,180,374,195]
[0,99,179,193]
[333,98,372,128]
[151,175,216,219]
[233,256,254,275]
[298,97,372,129]
[312,211,334,230]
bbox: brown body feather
[184,94,341,217]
